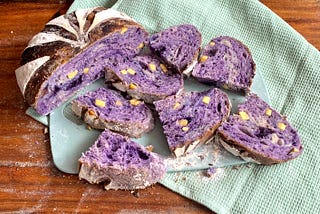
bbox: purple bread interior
[105,54,183,103]
[79,129,166,190]
[217,94,302,164]
[72,87,154,138]
[154,88,230,157]
[192,36,255,93]
[36,27,148,115]
[149,24,201,73]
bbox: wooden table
[0,1,319,212]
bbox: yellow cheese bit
[289,148,299,154]
[178,119,188,127]
[148,63,157,71]
[115,100,122,106]
[145,145,154,152]
[277,122,286,131]
[83,67,90,74]
[120,27,128,34]
[127,68,136,75]
[265,108,272,116]
[120,69,127,75]
[138,42,144,49]
[88,110,95,115]
[239,111,250,120]
[209,41,215,46]
[160,63,168,72]
[182,126,189,132]
[199,55,208,63]
[202,96,211,104]
[67,70,78,79]
[95,99,106,108]
[173,102,180,110]
[129,99,141,106]
[129,83,137,90]
[222,84,229,90]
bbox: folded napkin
[68,0,320,213]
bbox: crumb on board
[205,167,217,177]
[145,145,154,152]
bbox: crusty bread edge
[217,131,302,165]
[71,100,154,138]
[172,93,231,158]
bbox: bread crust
[217,128,302,165]
[15,7,147,114]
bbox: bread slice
[192,36,256,93]
[15,7,148,115]
[71,88,154,138]
[154,88,230,157]
[149,24,202,75]
[79,129,166,190]
[105,54,184,103]
[217,94,302,165]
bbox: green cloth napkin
[68,1,320,213]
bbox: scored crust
[15,7,147,115]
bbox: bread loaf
[217,94,302,164]
[71,87,154,138]
[149,24,201,75]
[104,54,184,103]
[192,36,255,93]
[79,129,166,190]
[154,88,230,157]
[15,7,148,115]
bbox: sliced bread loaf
[79,129,166,190]
[154,88,230,157]
[105,54,184,103]
[192,36,255,93]
[72,88,154,138]
[217,94,302,165]
[15,8,148,115]
[149,24,202,75]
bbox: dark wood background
[0,0,319,212]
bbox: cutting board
[28,69,269,174]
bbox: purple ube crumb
[79,129,166,190]
[192,36,255,93]
[206,167,217,177]
[217,94,302,165]
[149,24,202,74]
[154,88,230,157]
[105,54,183,103]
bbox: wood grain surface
[0,1,319,213]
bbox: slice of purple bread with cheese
[192,36,256,93]
[149,24,202,75]
[105,54,184,103]
[71,88,154,138]
[15,7,148,115]
[217,94,302,165]
[79,129,166,190]
[154,88,231,157]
